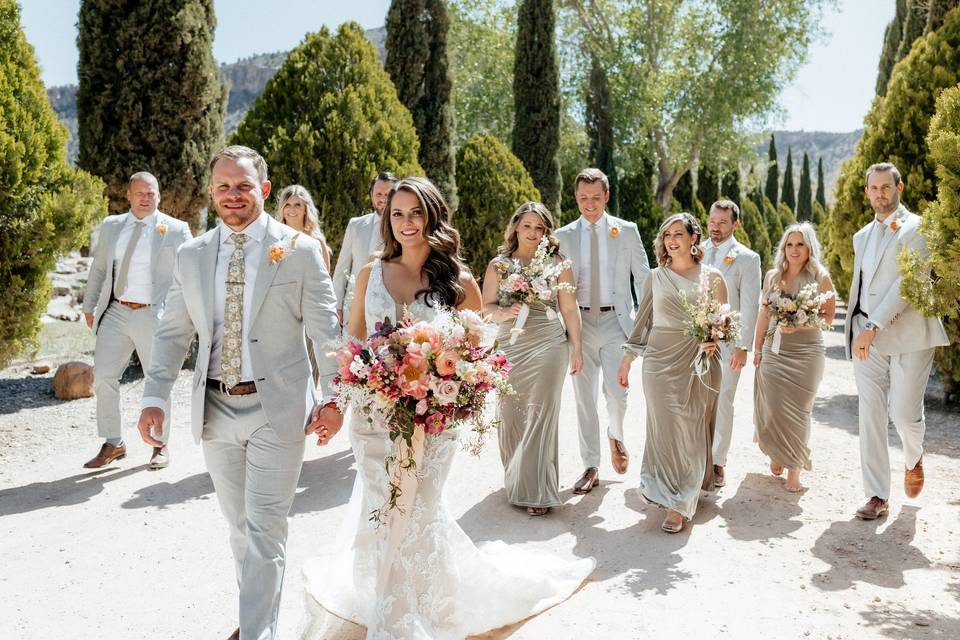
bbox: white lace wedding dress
[300,259,594,640]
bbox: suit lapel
[248,219,284,325]
[198,230,220,337]
[567,223,582,282]
[605,214,621,273]
[717,240,739,278]
[149,213,163,274]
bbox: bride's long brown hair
[379,177,467,308]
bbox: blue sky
[21,0,892,133]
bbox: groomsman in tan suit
[701,200,762,487]
[556,169,650,493]
[332,171,398,325]
[137,146,343,640]
[846,162,949,520]
[81,172,192,469]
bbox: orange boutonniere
[890,219,900,232]
[156,223,167,235]
[269,232,300,265]
[609,225,620,238]
[723,255,735,266]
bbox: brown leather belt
[116,300,151,310]
[208,379,258,396]
[579,305,615,313]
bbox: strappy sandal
[527,507,550,516]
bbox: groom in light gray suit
[81,172,192,470]
[846,162,948,521]
[701,199,762,488]
[331,171,397,325]
[556,169,650,494]
[137,146,343,640]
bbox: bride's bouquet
[764,282,834,353]
[495,237,575,344]
[333,308,513,523]
[678,272,741,381]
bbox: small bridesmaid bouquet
[764,283,834,353]
[495,237,574,344]
[679,273,741,382]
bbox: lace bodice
[365,259,438,333]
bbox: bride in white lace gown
[301,178,594,640]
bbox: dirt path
[1,312,958,639]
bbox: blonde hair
[655,212,703,266]
[498,201,560,258]
[765,222,829,290]
[275,184,323,240]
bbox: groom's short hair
[209,145,269,183]
[865,162,901,185]
[574,168,609,193]
[710,199,740,222]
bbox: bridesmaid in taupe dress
[482,202,583,516]
[752,223,836,492]
[617,213,727,534]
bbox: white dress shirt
[208,213,269,383]
[576,214,612,308]
[705,234,736,268]
[860,215,894,315]
[113,211,156,303]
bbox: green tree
[778,201,797,230]
[673,170,694,211]
[721,167,741,209]
[76,0,226,232]
[926,0,960,34]
[232,23,422,256]
[386,0,458,208]
[513,0,562,215]
[896,0,929,61]
[456,133,540,276]
[825,9,960,299]
[815,156,827,209]
[697,164,719,212]
[618,164,660,264]
[765,134,780,208]
[740,199,771,271]
[781,147,796,212]
[566,0,824,210]
[585,53,618,214]
[812,200,826,226]
[797,152,813,221]
[0,0,107,366]
[763,196,784,248]
[901,84,960,385]
[876,0,907,96]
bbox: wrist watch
[864,320,879,332]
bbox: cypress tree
[926,0,959,34]
[585,53,618,214]
[0,0,107,366]
[812,201,826,226]
[764,134,779,208]
[877,0,907,96]
[232,23,422,256]
[781,147,796,212]
[673,170,694,211]
[896,0,928,62]
[763,197,784,247]
[77,0,226,232]
[386,0,458,208]
[740,199,772,272]
[697,164,719,211]
[513,0,561,215]
[778,201,797,230]
[815,157,827,209]
[797,152,813,221]
[721,167,741,209]
[619,164,659,264]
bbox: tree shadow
[714,472,803,542]
[810,506,929,592]
[0,465,148,516]
[858,600,960,639]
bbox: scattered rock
[53,361,95,399]
[31,364,51,375]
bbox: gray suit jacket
[332,212,380,312]
[556,214,650,337]
[702,239,762,351]
[143,215,341,443]
[82,211,193,332]
[844,206,949,358]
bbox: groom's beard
[872,195,900,217]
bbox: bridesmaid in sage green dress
[752,223,836,493]
[617,213,727,534]
[482,202,583,516]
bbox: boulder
[53,361,95,400]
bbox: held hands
[730,347,747,372]
[137,407,165,447]
[84,312,94,330]
[852,329,876,361]
[617,355,634,388]
[305,402,344,446]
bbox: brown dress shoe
[713,465,725,488]
[905,458,924,498]
[572,467,600,494]
[148,446,169,470]
[227,628,239,640]
[83,442,126,468]
[855,496,889,520]
[609,438,629,475]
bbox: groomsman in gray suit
[331,171,398,325]
[556,169,650,493]
[81,172,192,470]
[846,162,948,521]
[702,199,762,488]
[136,146,343,640]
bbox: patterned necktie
[221,233,248,388]
[590,223,601,318]
[113,221,145,299]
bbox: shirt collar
[710,235,736,253]
[127,210,158,226]
[874,204,905,229]
[219,211,269,246]
[580,213,607,230]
